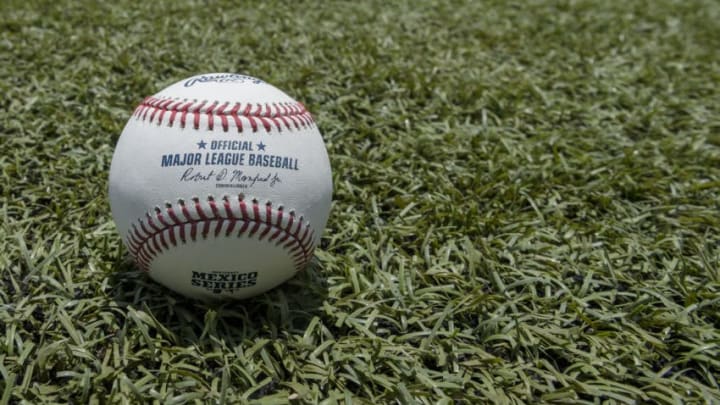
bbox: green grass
[1,0,719,403]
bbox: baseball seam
[133,97,315,133]
[125,195,316,273]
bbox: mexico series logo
[191,271,258,294]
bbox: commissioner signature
[179,167,281,188]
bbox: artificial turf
[1,0,719,403]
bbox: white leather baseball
[109,73,332,300]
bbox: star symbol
[257,141,266,151]
[197,140,207,149]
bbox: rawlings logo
[184,74,264,87]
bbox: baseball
[108,73,333,300]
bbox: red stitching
[229,103,243,133]
[249,201,260,236]
[288,114,301,130]
[193,100,207,130]
[258,116,273,132]
[125,196,316,274]
[217,102,229,132]
[158,230,169,251]
[133,97,315,133]
[179,101,193,129]
[206,102,217,131]
[244,104,258,132]
[148,100,160,123]
[278,213,294,245]
[155,99,175,125]
[259,203,273,240]
[168,101,181,127]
